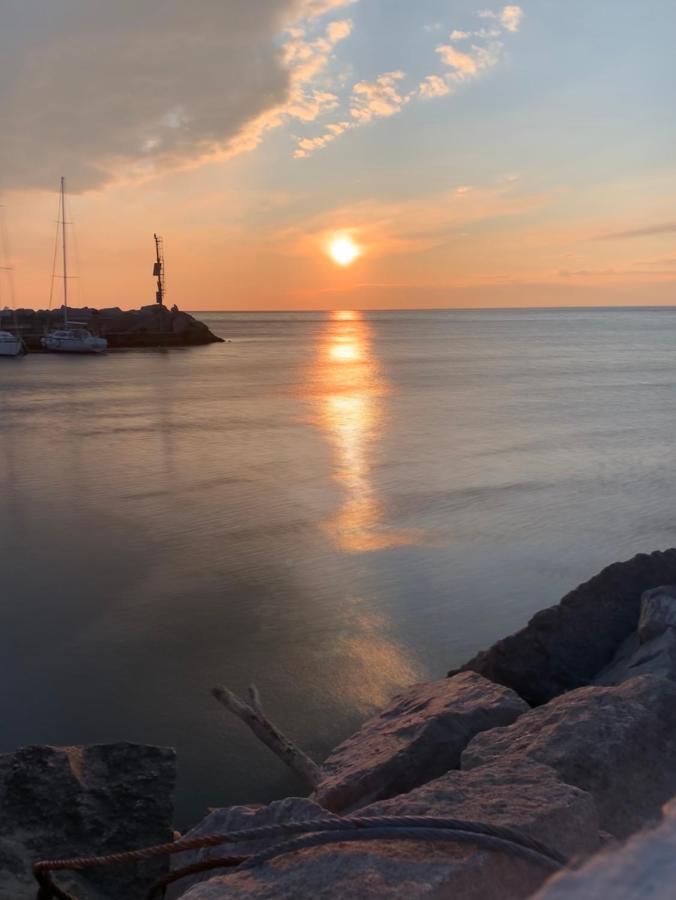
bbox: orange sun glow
[329,236,360,266]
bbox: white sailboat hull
[41,330,107,353]
[0,332,23,357]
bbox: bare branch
[211,684,321,791]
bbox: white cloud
[419,75,452,99]
[450,30,471,40]
[350,71,408,123]
[501,5,524,33]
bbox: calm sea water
[2,308,676,824]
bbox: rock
[171,798,341,897]
[594,629,676,685]
[0,742,176,900]
[361,761,600,859]
[638,585,676,643]
[532,797,676,899]
[179,840,555,900]
[313,672,528,813]
[462,675,676,838]
[456,550,676,704]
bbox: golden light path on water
[310,309,424,710]
[317,309,421,553]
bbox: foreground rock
[462,675,676,837]
[0,742,176,900]
[13,304,223,350]
[171,798,341,897]
[456,550,676,704]
[313,672,528,813]
[362,760,599,859]
[176,762,596,900]
[179,840,555,900]
[532,797,676,899]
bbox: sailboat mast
[60,176,68,326]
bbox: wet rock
[638,585,676,643]
[455,550,676,704]
[313,672,528,813]
[171,798,340,897]
[532,797,676,899]
[0,742,176,900]
[462,675,676,838]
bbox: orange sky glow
[2,1,674,311]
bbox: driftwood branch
[211,683,321,791]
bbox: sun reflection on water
[315,310,420,553]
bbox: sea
[2,307,676,825]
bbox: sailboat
[0,209,24,357]
[41,177,107,354]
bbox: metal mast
[61,176,68,326]
[153,233,165,306]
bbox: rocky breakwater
[171,549,676,900]
[12,304,223,350]
[11,549,676,900]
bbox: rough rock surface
[594,629,676,684]
[179,840,554,900]
[455,550,676,704]
[171,798,340,898]
[313,672,528,813]
[0,742,176,900]
[361,760,600,859]
[462,675,676,837]
[532,798,676,899]
[638,585,676,643]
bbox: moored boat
[41,177,107,355]
[0,329,23,357]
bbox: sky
[1,0,675,311]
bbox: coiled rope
[33,814,567,900]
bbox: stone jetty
[4,304,223,350]
[7,550,676,899]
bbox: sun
[329,236,360,267]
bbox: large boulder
[171,798,341,897]
[178,839,557,900]
[532,797,676,899]
[594,630,676,685]
[313,672,528,813]
[593,585,676,685]
[455,550,676,704]
[362,760,600,859]
[462,675,676,837]
[0,742,176,900]
[638,585,676,643]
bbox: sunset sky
[2,0,675,310]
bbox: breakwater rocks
[7,304,223,350]
[10,549,676,899]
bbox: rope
[33,814,567,900]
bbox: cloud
[350,71,408,122]
[500,5,524,32]
[437,42,502,81]
[593,222,676,240]
[280,181,554,260]
[293,2,525,160]
[297,0,358,18]
[0,0,358,191]
[419,75,452,99]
